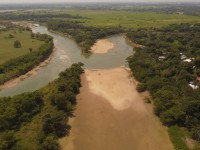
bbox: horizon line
[0,1,200,4]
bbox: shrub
[136,83,146,92]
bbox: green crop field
[64,10,200,28]
[0,29,44,64]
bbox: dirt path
[90,39,115,54]
[59,68,174,150]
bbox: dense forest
[0,63,84,150]
[127,23,200,145]
[47,20,123,52]
[0,32,53,84]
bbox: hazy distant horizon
[0,0,200,4]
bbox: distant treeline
[0,63,84,150]
[0,12,83,22]
[47,20,123,52]
[0,33,53,85]
[127,23,200,144]
[70,3,200,16]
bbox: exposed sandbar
[59,67,174,150]
[90,39,114,54]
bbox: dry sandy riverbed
[59,68,174,150]
[90,39,115,54]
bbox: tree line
[0,63,84,150]
[0,12,83,22]
[0,32,53,85]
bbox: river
[0,25,133,97]
[0,25,175,150]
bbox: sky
[0,0,200,3]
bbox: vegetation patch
[0,26,45,64]
[168,126,189,150]
[127,23,200,148]
[0,63,84,150]
[0,31,53,85]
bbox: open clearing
[0,29,44,64]
[65,10,200,28]
[59,68,174,150]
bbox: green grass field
[64,10,200,28]
[168,126,189,150]
[0,29,44,64]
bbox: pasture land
[64,10,200,28]
[0,29,44,64]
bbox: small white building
[189,81,199,90]
[181,55,186,60]
[158,56,166,61]
[34,24,40,27]
[183,59,192,63]
[0,25,6,30]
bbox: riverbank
[59,67,174,150]
[125,37,145,49]
[0,48,55,90]
[90,39,115,54]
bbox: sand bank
[90,39,114,54]
[0,49,55,90]
[59,67,174,150]
[84,68,143,111]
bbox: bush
[13,40,21,48]
[0,131,16,150]
[191,127,200,142]
[41,135,60,150]
[136,83,146,92]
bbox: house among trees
[0,25,6,29]
[158,56,166,61]
[189,81,199,90]
[183,59,192,62]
